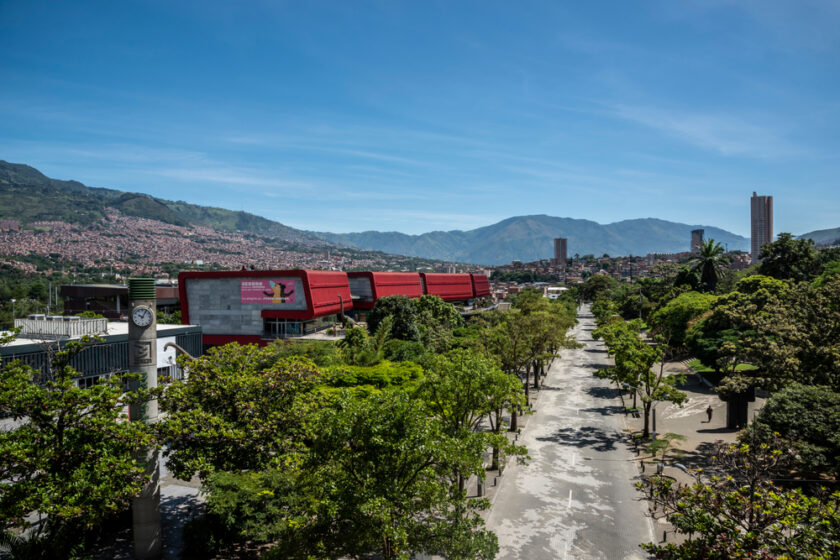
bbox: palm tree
[690,238,729,292]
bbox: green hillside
[799,227,840,247]
[0,161,318,243]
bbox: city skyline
[1,1,839,237]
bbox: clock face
[132,306,154,327]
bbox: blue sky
[1,1,838,236]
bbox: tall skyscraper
[691,229,704,253]
[553,237,568,268]
[750,192,773,263]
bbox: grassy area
[687,358,758,380]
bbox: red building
[178,269,490,347]
[179,269,352,347]
[420,273,475,302]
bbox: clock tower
[128,278,161,559]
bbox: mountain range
[310,217,751,265]
[2,160,835,265]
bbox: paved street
[486,305,654,560]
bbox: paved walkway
[486,305,653,559]
[626,360,766,491]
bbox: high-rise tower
[553,238,568,268]
[691,229,704,253]
[750,192,773,263]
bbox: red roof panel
[420,273,474,301]
[470,273,491,298]
[348,271,423,309]
[302,270,353,318]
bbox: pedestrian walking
[706,405,713,423]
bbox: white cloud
[611,104,802,158]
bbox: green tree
[594,319,686,437]
[685,275,789,380]
[484,309,533,431]
[758,232,820,281]
[690,238,729,292]
[157,310,181,324]
[0,335,153,557]
[415,295,463,353]
[291,390,499,559]
[154,344,322,480]
[382,338,429,363]
[578,275,620,302]
[640,438,840,559]
[416,294,463,331]
[745,383,840,477]
[337,316,392,366]
[690,274,840,391]
[812,260,840,288]
[419,349,526,492]
[368,295,420,342]
[648,291,717,349]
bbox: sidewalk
[624,360,767,542]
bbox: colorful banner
[240,279,296,304]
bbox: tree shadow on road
[580,405,625,416]
[537,384,564,391]
[536,425,625,452]
[584,348,607,354]
[586,385,619,399]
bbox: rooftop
[2,321,197,348]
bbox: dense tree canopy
[0,336,153,557]
[196,390,501,560]
[641,438,840,559]
[758,232,820,281]
[367,295,421,342]
[578,274,621,302]
[155,344,322,480]
[648,291,717,348]
[746,383,840,477]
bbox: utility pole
[639,286,643,320]
[127,278,161,559]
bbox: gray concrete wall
[186,277,307,335]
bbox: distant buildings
[553,238,568,268]
[750,192,773,263]
[691,229,704,253]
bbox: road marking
[567,488,573,509]
[571,452,576,467]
